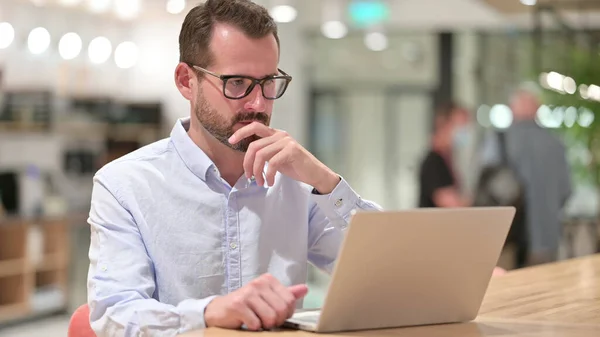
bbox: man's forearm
[90,296,217,337]
[307,177,383,274]
[433,187,470,208]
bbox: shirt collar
[170,117,214,181]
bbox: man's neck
[188,120,245,187]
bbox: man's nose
[244,84,267,112]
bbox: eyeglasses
[189,64,292,100]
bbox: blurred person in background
[418,103,507,277]
[418,101,473,208]
[479,85,572,266]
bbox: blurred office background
[0,0,599,335]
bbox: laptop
[284,207,516,333]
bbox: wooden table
[182,320,600,337]
[479,254,600,325]
[182,255,600,336]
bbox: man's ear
[174,63,194,101]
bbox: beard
[194,89,270,152]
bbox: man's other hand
[204,274,309,331]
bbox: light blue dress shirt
[87,118,381,336]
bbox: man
[86,1,381,336]
[481,87,572,266]
[418,101,472,208]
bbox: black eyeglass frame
[188,63,292,100]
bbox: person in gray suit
[480,86,573,266]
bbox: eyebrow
[236,71,279,78]
[255,72,279,79]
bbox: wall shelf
[0,303,29,323]
[0,217,71,325]
[0,259,27,278]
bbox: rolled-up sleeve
[87,173,216,337]
[307,177,382,273]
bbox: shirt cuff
[178,295,218,332]
[311,177,360,225]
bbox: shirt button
[230,242,238,249]
[334,199,343,207]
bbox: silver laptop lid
[316,207,515,332]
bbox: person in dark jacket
[418,101,472,208]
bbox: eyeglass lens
[224,77,287,99]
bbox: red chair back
[68,304,96,337]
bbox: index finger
[269,280,297,319]
[229,122,276,144]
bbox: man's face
[192,23,279,152]
[450,108,470,128]
[510,92,539,120]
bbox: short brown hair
[434,100,467,130]
[435,101,461,120]
[179,0,279,69]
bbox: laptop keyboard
[292,311,321,324]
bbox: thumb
[288,284,309,299]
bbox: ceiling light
[563,77,576,94]
[579,84,589,99]
[0,23,15,49]
[59,0,83,6]
[578,108,594,128]
[563,107,577,127]
[546,71,565,92]
[364,31,388,51]
[115,41,139,69]
[321,21,347,39]
[589,84,600,101]
[536,105,555,128]
[520,0,537,5]
[166,0,186,14]
[28,27,51,55]
[489,104,513,129]
[552,106,566,127]
[114,0,141,20]
[59,32,82,60]
[88,36,112,64]
[538,72,549,89]
[88,0,112,13]
[536,106,562,128]
[270,5,297,23]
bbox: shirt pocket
[176,249,225,278]
[156,250,226,301]
[156,229,225,277]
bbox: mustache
[233,112,269,125]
